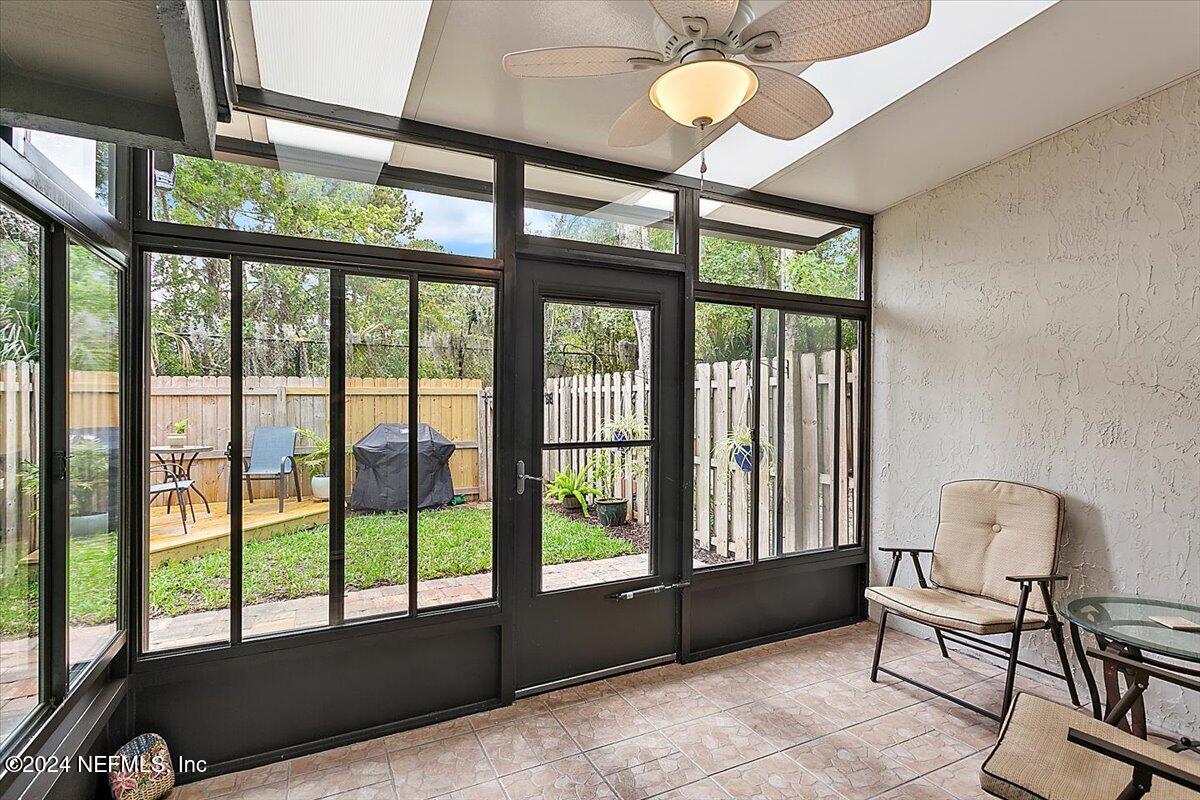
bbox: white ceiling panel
[405,0,729,171]
[756,0,1200,212]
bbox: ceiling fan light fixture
[648,59,758,128]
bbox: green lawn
[0,506,635,635]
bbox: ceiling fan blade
[608,95,675,148]
[734,67,832,140]
[647,0,740,38]
[503,46,665,78]
[742,0,931,63]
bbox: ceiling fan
[502,0,931,148]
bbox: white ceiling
[757,0,1200,212]
[226,0,1200,214]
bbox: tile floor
[171,622,1090,800]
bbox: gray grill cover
[349,423,456,512]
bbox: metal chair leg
[293,469,302,503]
[1001,583,1033,717]
[871,610,889,683]
[1040,582,1080,706]
[278,474,285,513]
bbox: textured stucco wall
[871,75,1199,733]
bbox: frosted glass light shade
[649,60,759,127]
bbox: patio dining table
[151,444,213,513]
[1059,594,1200,750]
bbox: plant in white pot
[166,418,188,448]
[297,428,331,501]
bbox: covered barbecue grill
[349,423,456,512]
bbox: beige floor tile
[663,713,775,775]
[289,739,387,778]
[382,719,474,752]
[235,762,291,791]
[387,734,495,800]
[605,752,706,800]
[287,756,392,800]
[650,779,730,800]
[552,694,655,750]
[638,691,722,729]
[322,783,399,800]
[911,699,1001,751]
[682,666,774,710]
[429,780,506,800]
[176,771,240,799]
[585,731,679,775]
[711,753,842,800]
[500,753,617,800]
[922,752,989,800]
[883,730,979,775]
[874,779,958,799]
[847,706,938,749]
[725,693,839,750]
[786,677,898,728]
[469,698,551,731]
[540,679,616,710]
[785,731,917,800]
[610,670,699,710]
[739,652,829,691]
[226,781,289,800]
[476,713,580,776]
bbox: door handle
[611,581,690,601]
[516,460,544,495]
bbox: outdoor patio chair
[866,479,1080,720]
[236,426,302,513]
[980,648,1200,799]
[149,463,195,533]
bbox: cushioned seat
[981,693,1199,800]
[865,586,1048,635]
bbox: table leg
[1070,622,1102,718]
[1125,646,1148,739]
[182,450,211,514]
[1100,638,1131,733]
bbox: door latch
[516,460,544,495]
[611,581,690,600]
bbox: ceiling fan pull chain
[699,122,708,195]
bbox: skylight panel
[249,0,432,117]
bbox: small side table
[1058,594,1199,749]
[150,444,214,513]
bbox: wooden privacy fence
[150,376,489,505]
[694,349,859,560]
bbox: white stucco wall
[871,75,1199,733]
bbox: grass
[0,506,636,635]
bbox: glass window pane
[840,320,862,547]
[0,202,42,740]
[344,274,410,621]
[543,303,651,445]
[762,313,837,558]
[241,263,329,637]
[540,446,651,591]
[67,243,121,675]
[692,302,753,568]
[417,281,495,609]
[699,201,860,299]
[146,254,231,651]
[153,119,494,257]
[525,165,675,253]
[11,129,117,216]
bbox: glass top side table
[1058,594,1200,745]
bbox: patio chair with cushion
[866,479,1080,720]
[235,426,302,513]
[980,648,1200,799]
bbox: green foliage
[67,245,120,372]
[68,436,110,515]
[0,206,40,363]
[16,459,38,519]
[545,467,602,517]
[172,418,188,435]
[296,428,331,476]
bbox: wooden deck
[148,499,330,566]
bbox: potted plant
[68,436,112,536]
[586,449,646,527]
[712,425,774,473]
[545,467,600,517]
[601,412,647,453]
[167,418,188,448]
[297,428,331,500]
